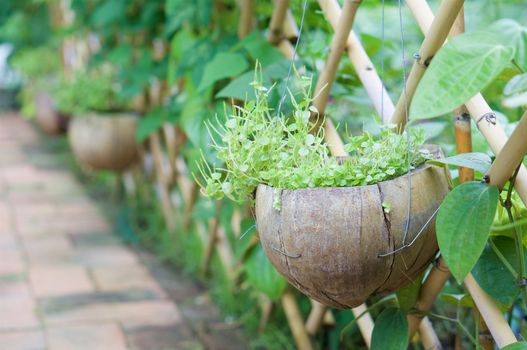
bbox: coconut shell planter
[35,91,69,135]
[68,113,138,171]
[256,158,449,309]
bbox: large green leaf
[437,181,499,283]
[411,32,514,119]
[426,152,492,174]
[472,237,519,308]
[244,244,287,301]
[239,33,283,66]
[215,60,290,100]
[502,342,527,350]
[371,308,408,350]
[396,273,423,312]
[490,19,527,68]
[198,52,249,91]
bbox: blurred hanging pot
[35,91,69,135]
[255,150,449,309]
[68,112,138,171]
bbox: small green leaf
[437,182,499,283]
[411,31,515,119]
[244,244,287,301]
[371,308,408,350]
[472,237,520,308]
[504,74,527,96]
[198,52,249,91]
[426,152,492,173]
[440,293,474,308]
[396,274,423,312]
[502,342,527,350]
[135,108,166,142]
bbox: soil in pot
[255,162,449,309]
[68,112,138,171]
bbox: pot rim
[256,163,441,193]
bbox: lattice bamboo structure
[140,0,527,348]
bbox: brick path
[0,114,247,350]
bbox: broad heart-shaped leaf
[437,181,499,283]
[490,19,527,68]
[502,342,527,350]
[371,308,408,350]
[426,152,492,174]
[244,244,287,301]
[472,237,519,308]
[198,52,249,91]
[411,31,515,119]
[440,293,474,308]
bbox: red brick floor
[0,114,233,350]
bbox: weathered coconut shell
[35,91,69,135]
[68,113,138,171]
[255,163,449,309]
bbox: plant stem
[512,59,526,74]
[502,163,527,310]
[489,238,518,279]
[428,313,478,347]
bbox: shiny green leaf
[411,32,514,119]
[371,308,408,350]
[437,181,499,283]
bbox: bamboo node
[434,258,450,273]
[517,278,527,288]
[476,112,496,127]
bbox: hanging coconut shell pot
[35,91,69,135]
[255,150,449,309]
[68,112,138,171]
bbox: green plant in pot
[56,71,139,172]
[10,45,67,134]
[196,77,449,308]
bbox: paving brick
[0,330,46,350]
[22,234,75,266]
[91,265,166,298]
[44,299,181,326]
[0,278,32,301]
[124,323,199,350]
[29,266,94,298]
[47,323,127,350]
[0,298,40,330]
[77,245,137,267]
[0,250,25,276]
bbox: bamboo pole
[419,317,442,350]
[317,0,394,122]
[390,0,464,129]
[268,0,290,45]
[454,106,474,182]
[310,0,361,156]
[149,132,176,231]
[464,274,517,347]
[238,0,254,38]
[486,110,527,189]
[281,290,315,350]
